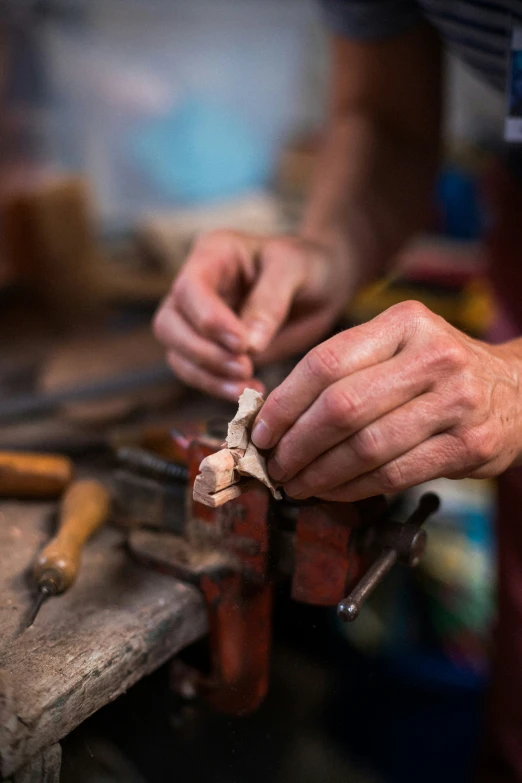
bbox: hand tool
[0,363,174,424]
[115,429,440,715]
[0,451,73,498]
[337,492,439,620]
[27,478,111,627]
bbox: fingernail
[268,456,287,482]
[223,360,249,379]
[221,332,243,353]
[246,321,269,353]
[221,383,242,401]
[251,420,273,449]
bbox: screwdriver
[27,478,111,627]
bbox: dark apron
[478,149,522,782]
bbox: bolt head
[337,600,360,622]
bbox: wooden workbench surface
[0,501,208,779]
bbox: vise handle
[337,492,440,621]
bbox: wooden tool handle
[0,451,73,498]
[34,479,111,592]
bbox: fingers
[153,230,257,401]
[267,354,431,483]
[166,351,264,401]
[253,310,336,366]
[252,301,423,450]
[156,230,312,369]
[317,432,467,502]
[154,304,254,380]
[282,391,457,498]
[239,240,307,353]
[172,230,265,352]
[174,273,248,354]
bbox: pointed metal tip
[26,588,50,628]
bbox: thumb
[240,245,305,354]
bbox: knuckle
[374,459,405,494]
[321,386,362,429]
[246,309,280,330]
[350,426,382,465]
[440,339,468,371]
[459,426,497,465]
[426,338,467,374]
[453,378,483,411]
[197,310,215,333]
[389,299,431,324]
[300,474,326,498]
[267,386,296,424]
[304,343,342,383]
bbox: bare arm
[153,22,443,399]
[302,23,443,287]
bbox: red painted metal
[130,431,389,715]
[292,502,363,606]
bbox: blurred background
[0,1,507,782]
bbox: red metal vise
[121,429,439,715]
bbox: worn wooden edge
[0,580,207,778]
[7,743,61,783]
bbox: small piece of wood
[193,476,256,508]
[194,389,281,506]
[196,449,240,494]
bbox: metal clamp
[337,492,440,622]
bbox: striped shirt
[320,1,522,93]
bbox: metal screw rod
[116,446,189,482]
[337,549,397,622]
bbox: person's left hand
[251,301,522,502]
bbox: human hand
[153,230,355,400]
[251,301,522,501]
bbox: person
[154,3,522,779]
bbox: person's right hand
[153,230,356,400]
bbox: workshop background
[0,1,505,782]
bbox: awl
[27,478,111,627]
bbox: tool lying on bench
[27,478,112,627]
[115,391,439,715]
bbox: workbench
[0,500,208,782]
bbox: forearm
[300,25,442,291]
[300,113,440,288]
